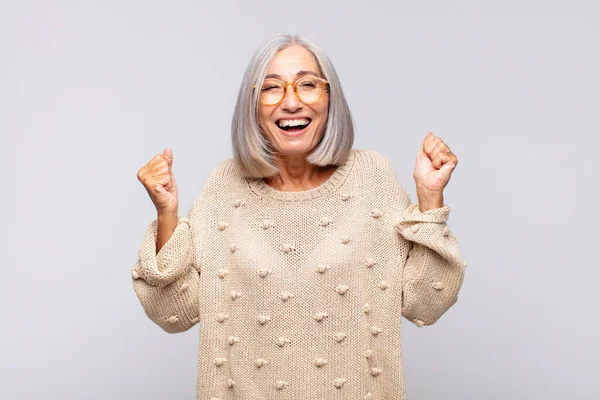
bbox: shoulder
[350,149,397,178]
[350,149,412,205]
[205,158,243,184]
[193,158,246,204]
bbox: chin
[267,133,316,156]
[275,136,321,156]
[274,145,313,158]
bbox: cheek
[318,97,330,121]
[315,103,329,126]
[257,107,273,135]
[258,115,267,132]
[257,106,266,123]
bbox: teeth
[278,118,310,128]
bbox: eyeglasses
[256,76,328,106]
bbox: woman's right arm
[131,148,203,333]
[156,211,178,254]
[131,205,202,333]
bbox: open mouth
[276,118,312,133]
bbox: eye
[261,79,284,92]
[262,85,279,92]
[299,81,317,88]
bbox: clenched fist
[137,148,178,215]
[412,132,458,212]
[413,132,458,193]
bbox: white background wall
[1,1,598,399]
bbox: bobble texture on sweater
[132,150,466,399]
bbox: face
[257,45,329,159]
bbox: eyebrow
[264,70,321,80]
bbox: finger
[154,173,171,188]
[416,149,429,163]
[154,166,172,183]
[422,133,442,157]
[162,148,174,167]
[145,154,163,170]
[139,163,169,186]
[420,132,433,152]
[150,165,170,178]
[439,158,457,180]
[432,151,457,169]
[430,141,452,161]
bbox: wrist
[416,188,444,212]
[157,210,178,221]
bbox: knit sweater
[131,149,466,400]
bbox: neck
[264,154,336,192]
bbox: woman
[133,34,465,400]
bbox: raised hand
[413,132,458,211]
[137,148,179,215]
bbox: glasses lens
[260,79,284,105]
[259,77,325,105]
[297,76,324,103]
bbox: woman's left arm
[397,203,465,327]
[397,132,466,327]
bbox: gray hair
[231,34,354,178]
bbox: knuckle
[157,159,167,169]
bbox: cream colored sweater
[132,149,466,400]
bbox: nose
[280,83,303,112]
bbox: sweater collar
[245,150,356,201]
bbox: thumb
[420,131,433,152]
[439,159,456,179]
[162,148,173,167]
[416,149,430,163]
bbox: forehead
[266,45,319,77]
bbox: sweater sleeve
[396,203,466,327]
[364,149,466,328]
[131,196,205,334]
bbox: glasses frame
[254,76,329,106]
